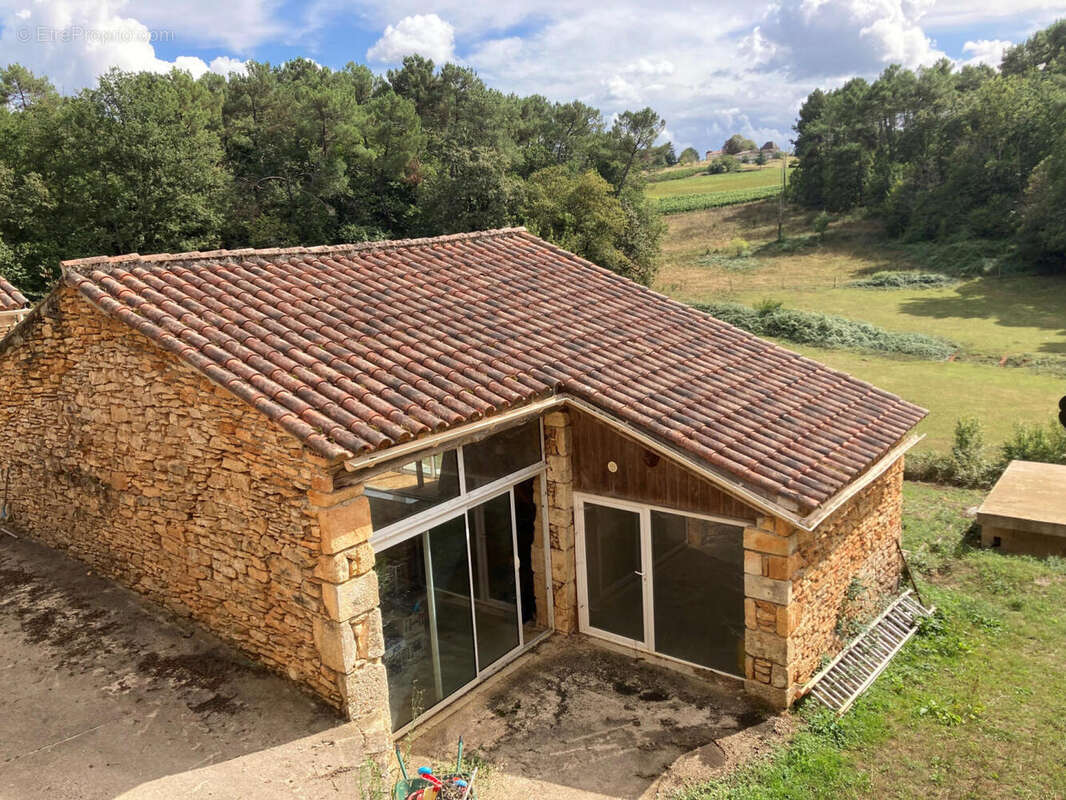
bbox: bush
[999,418,1066,466]
[907,417,1066,488]
[646,165,705,183]
[727,237,752,257]
[694,301,957,360]
[707,155,741,174]
[657,185,780,214]
[813,211,831,239]
[849,271,957,289]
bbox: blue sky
[2,0,1065,151]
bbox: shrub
[813,211,831,239]
[849,271,957,289]
[694,301,957,360]
[999,418,1066,467]
[727,237,752,257]
[707,155,741,174]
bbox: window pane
[468,492,520,670]
[583,503,644,642]
[377,535,434,730]
[427,516,477,697]
[462,420,542,491]
[650,511,744,675]
[366,450,460,531]
[377,514,476,731]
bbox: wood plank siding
[570,408,759,521]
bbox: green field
[684,482,1066,800]
[645,165,784,199]
[655,200,1066,453]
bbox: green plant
[999,418,1066,467]
[693,301,957,360]
[656,184,780,214]
[728,237,752,257]
[813,211,832,239]
[753,297,783,314]
[848,271,957,289]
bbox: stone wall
[742,457,905,706]
[0,287,389,754]
[543,409,578,633]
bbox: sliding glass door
[576,495,746,677]
[378,488,533,730]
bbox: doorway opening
[575,494,747,677]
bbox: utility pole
[777,149,788,242]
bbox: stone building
[0,276,29,337]
[0,229,925,753]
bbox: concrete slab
[977,460,1066,537]
[0,531,369,800]
[406,637,783,800]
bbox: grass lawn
[645,165,784,199]
[657,202,1066,358]
[681,481,1066,800]
[773,345,1065,452]
[655,201,1066,452]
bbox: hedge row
[693,301,957,360]
[646,166,706,183]
[849,271,957,289]
[657,185,781,214]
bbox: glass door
[578,501,648,646]
[577,495,746,677]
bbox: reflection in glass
[468,492,520,669]
[651,511,744,675]
[377,515,476,730]
[583,503,644,642]
[366,450,460,531]
[463,421,542,491]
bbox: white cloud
[625,58,675,76]
[366,14,455,64]
[0,0,251,92]
[757,0,945,78]
[960,39,1011,68]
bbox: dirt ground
[408,638,790,800]
[1,529,789,800]
[0,530,372,800]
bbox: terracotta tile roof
[0,277,28,311]
[61,228,926,514]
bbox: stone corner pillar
[543,409,577,634]
[743,514,802,710]
[307,474,392,759]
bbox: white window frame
[574,491,750,681]
[373,417,556,736]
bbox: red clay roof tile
[61,228,926,513]
[0,277,28,312]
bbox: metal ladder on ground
[804,589,935,714]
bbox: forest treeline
[0,56,669,297]
[790,20,1066,271]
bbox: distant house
[0,277,29,337]
[705,149,723,161]
[0,228,925,751]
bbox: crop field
[645,164,784,199]
[654,200,1066,453]
[656,184,781,214]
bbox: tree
[1,64,57,111]
[760,141,777,151]
[1019,132,1066,271]
[602,107,665,193]
[520,166,662,285]
[722,134,756,154]
[678,146,700,164]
